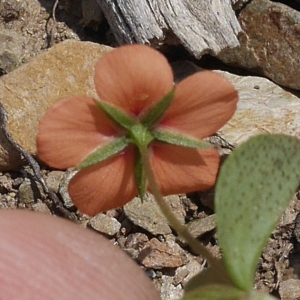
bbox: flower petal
[160,71,238,139]
[37,96,121,169]
[151,143,220,195]
[68,148,138,215]
[94,45,174,117]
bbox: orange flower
[37,45,237,216]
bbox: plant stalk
[140,146,218,267]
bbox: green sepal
[141,88,175,128]
[134,152,147,200]
[95,99,137,130]
[152,129,212,149]
[77,136,129,170]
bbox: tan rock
[0,40,112,170]
[138,238,184,269]
[279,279,300,300]
[218,0,300,90]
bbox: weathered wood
[96,0,241,58]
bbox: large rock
[218,0,300,90]
[0,40,112,170]
[172,60,300,147]
[218,70,300,145]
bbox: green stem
[139,146,218,267]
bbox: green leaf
[183,284,277,300]
[134,153,147,199]
[215,134,300,291]
[141,88,175,127]
[95,100,137,130]
[77,136,129,170]
[152,129,212,149]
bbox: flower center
[128,124,154,149]
[135,93,149,102]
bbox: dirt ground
[1,1,300,299]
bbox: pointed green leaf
[95,100,137,130]
[152,129,212,149]
[141,88,175,127]
[134,152,147,199]
[77,136,129,170]
[215,134,300,291]
[183,284,277,300]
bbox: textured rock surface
[89,213,121,236]
[124,194,172,236]
[0,40,112,170]
[124,194,186,236]
[138,238,184,269]
[218,70,300,145]
[0,29,25,73]
[218,0,300,90]
[279,279,300,300]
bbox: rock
[31,200,52,214]
[178,214,216,245]
[160,274,184,300]
[124,232,149,259]
[165,195,186,225]
[178,258,204,287]
[168,60,300,146]
[187,214,215,237]
[18,178,44,207]
[231,0,251,10]
[138,238,184,269]
[45,171,65,194]
[0,29,25,73]
[125,232,149,250]
[89,213,121,236]
[124,193,185,236]
[0,0,24,22]
[218,0,300,90]
[0,173,13,193]
[0,40,112,171]
[217,70,300,146]
[279,279,300,300]
[173,256,204,288]
[59,169,76,208]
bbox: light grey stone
[89,213,121,236]
[59,169,76,209]
[0,29,25,73]
[18,178,44,206]
[160,274,184,300]
[45,171,65,194]
[124,193,174,236]
[217,71,300,146]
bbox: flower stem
[139,146,218,267]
